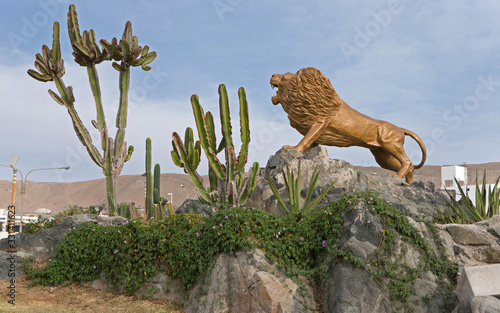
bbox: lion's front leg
[282,121,329,153]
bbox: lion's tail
[404,130,427,169]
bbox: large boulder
[184,248,315,313]
[176,199,217,217]
[248,146,448,219]
[438,215,500,267]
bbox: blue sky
[1,0,500,182]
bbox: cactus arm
[53,75,104,167]
[86,64,107,150]
[172,132,212,203]
[191,95,225,179]
[218,85,233,148]
[205,112,217,152]
[67,4,82,46]
[247,162,259,198]
[28,70,52,82]
[125,145,134,162]
[115,68,130,161]
[171,148,183,167]
[236,87,250,174]
[218,84,235,183]
[51,22,61,63]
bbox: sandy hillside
[0,173,196,214]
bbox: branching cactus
[27,5,156,215]
[172,85,259,207]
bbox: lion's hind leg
[370,148,414,183]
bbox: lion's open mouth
[271,84,279,105]
[271,83,278,99]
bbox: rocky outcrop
[0,214,127,280]
[438,215,500,267]
[248,146,448,219]
[322,202,455,313]
[184,248,315,313]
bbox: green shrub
[23,205,346,292]
[23,219,58,234]
[53,205,103,223]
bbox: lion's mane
[279,68,343,132]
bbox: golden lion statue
[270,67,426,183]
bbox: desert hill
[0,173,196,214]
[355,162,500,187]
[1,162,499,214]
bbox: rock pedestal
[248,146,449,219]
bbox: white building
[440,165,497,207]
[0,208,39,233]
[441,165,467,201]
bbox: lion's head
[270,67,342,131]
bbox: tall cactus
[144,138,172,220]
[27,5,155,215]
[145,138,153,219]
[172,84,259,207]
[153,163,161,204]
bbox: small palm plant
[437,171,500,224]
[266,161,335,218]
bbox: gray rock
[135,271,186,301]
[487,226,500,239]
[446,225,492,245]
[322,261,392,313]
[176,199,217,217]
[453,296,500,313]
[470,296,500,313]
[184,248,315,313]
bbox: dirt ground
[0,275,184,313]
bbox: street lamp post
[180,184,189,201]
[18,166,70,232]
[168,193,173,206]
